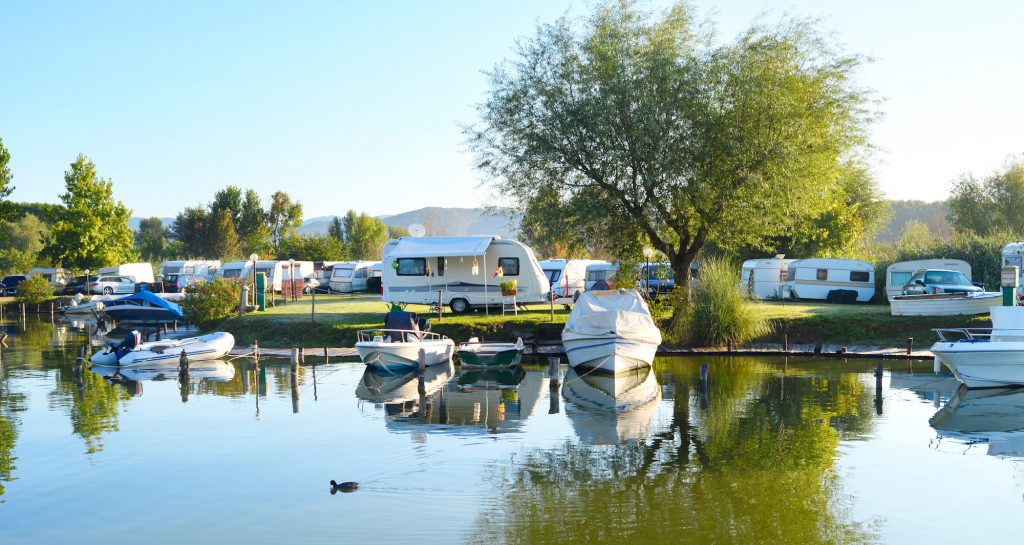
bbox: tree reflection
[470,356,878,545]
[0,360,26,497]
[49,362,129,455]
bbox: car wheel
[449,298,470,314]
[102,287,113,295]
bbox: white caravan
[885,259,972,299]
[217,261,253,281]
[585,262,620,290]
[1002,243,1024,299]
[740,258,796,299]
[329,261,381,293]
[98,263,155,284]
[159,260,222,278]
[540,259,606,299]
[382,236,549,314]
[784,258,875,302]
[254,260,314,292]
[29,267,72,292]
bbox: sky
[1,0,1021,219]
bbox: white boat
[561,289,662,373]
[562,366,662,444]
[929,386,1024,457]
[355,310,454,371]
[90,331,235,367]
[931,307,1024,388]
[890,292,1000,316]
[455,337,524,367]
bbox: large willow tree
[468,1,876,309]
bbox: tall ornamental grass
[670,257,772,347]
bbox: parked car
[160,273,202,293]
[637,264,675,298]
[901,269,983,296]
[88,275,136,295]
[64,275,90,295]
[0,275,28,296]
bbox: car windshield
[166,274,179,282]
[924,271,971,286]
[70,276,87,284]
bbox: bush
[500,279,517,293]
[181,279,241,328]
[668,257,772,346]
[16,275,53,305]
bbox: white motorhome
[254,260,314,292]
[98,263,155,284]
[740,258,796,299]
[585,262,620,290]
[885,259,972,299]
[539,259,606,299]
[329,261,381,293]
[29,267,72,292]
[784,258,875,302]
[159,260,222,278]
[382,236,549,314]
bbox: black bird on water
[330,480,359,493]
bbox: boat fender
[934,356,941,374]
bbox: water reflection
[930,386,1024,457]
[356,361,455,417]
[562,367,661,444]
[90,360,237,399]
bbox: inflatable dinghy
[91,331,235,367]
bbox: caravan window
[164,265,182,274]
[355,268,367,279]
[498,257,520,276]
[223,268,242,278]
[890,272,911,286]
[850,271,870,282]
[397,258,427,276]
[438,257,445,277]
[816,269,828,281]
[544,270,561,283]
[334,268,353,278]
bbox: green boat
[456,337,525,368]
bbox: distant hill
[298,207,518,239]
[875,200,950,243]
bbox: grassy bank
[214,293,990,348]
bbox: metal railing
[929,328,1024,341]
[356,329,450,343]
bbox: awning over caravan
[388,236,494,258]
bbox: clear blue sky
[1,1,1021,219]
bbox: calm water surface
[1,318,1023,544]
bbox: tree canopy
[0,138,15,223]
[468,1,877,308]
[46,154,136,269]
[947,158,1024,236]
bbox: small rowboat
[456,337,524,368]
[90,331,235,367]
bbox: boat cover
[991,307,1024,342]
[388,236,493,258]
[562,289,662,344]
[109,290,185,318]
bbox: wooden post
[179,349,189,372]
[438,289,443,322]
[299,347,305,363]
[906,337,913,355]
[253,340,260,362]
[874,361,883,415]
[418,348,426,373]
[291,347,300,369]
[548,357,560,386]
[550,291,555,322]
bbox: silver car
[88,275,136,295]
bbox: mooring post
[906,337,913,355]
[548,356,560,386]
[173,320,178,331]
[874,361,884,415]
[179,349,189,373]
[291,347,300,369]
[155,328,161,341]
[727,340,733,352]
[418,348,426,374]
[253,339,260,361]
[783,332,789,352]
[299,346,305,363]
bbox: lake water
[2,318,1024,544]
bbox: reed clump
[670,257,773,347]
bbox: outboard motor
[113,330,142,361]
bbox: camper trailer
[29,267,72,293]
[885,259,972,299]
[784,258,875,302]
[217,261,253,281]
[329,261,381,293]
[539,259,606,299]
[585,262,620,290]
[254,260,314,292]
[98,263,155,284]
[159,260,222,278]
[382,236,549,314]
[740,258,796,299]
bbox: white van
[98,263,155,284]
[382,236,549,314]
[539,259,606,300]
[584,262,620,290]
[740,258,796,299]
[885,259,972,299]
[329,261,381,293]
[784,258,875,302]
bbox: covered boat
[90,331,235,366]
[102,290,185,324]
[561,289,662,373]
[355,309,454,371]
[456,337,524,367]
[931,307,1024,387]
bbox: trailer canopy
[387,236,494,258]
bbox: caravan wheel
[449,298,470,314]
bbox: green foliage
[268,191,303,248]
[134,217,172,262]
[208,209,241,259]
[182,278,242,327]
[0,213,50,271]
[172,206,210,257]
[238,189,272,256]
[387,224,409,239]
[45,154,137,269]
[948,158,1024,235]
[669,257,773,346]
[15,275,53,305]
[0,250,35,276]
[328,217,344,241]
[468,0,875,317]
[0,138,14,223]
[277,233,346,261]
[499,279,517,293]
[342,210,389,260]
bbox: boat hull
[90,332,235,367]
[356,340,454,371]
[931,341,1024,387]
[890,293,999,316]
[456,346,523,368]
[103,306,182,324]
[562,337,657,374]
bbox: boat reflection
[930,385,1024,456]
[90,359,236,397]
[561,366,662,444]
[355,360,455,417]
